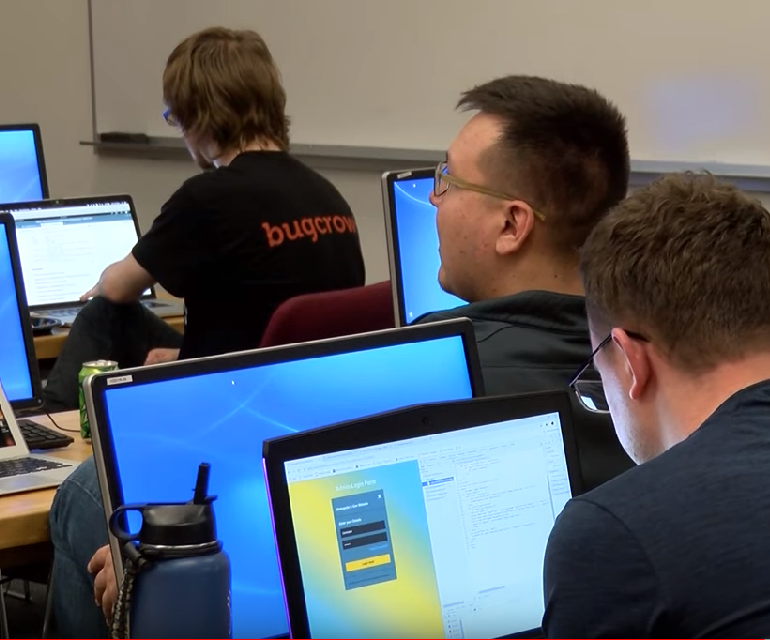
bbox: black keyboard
[0,457,68,479]
[18,419,74,450]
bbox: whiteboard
[91,0,770,166]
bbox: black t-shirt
[543,379,770,638]
[132,151,365,359]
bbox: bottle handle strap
[110,543,151,639]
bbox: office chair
[259,281,395,347]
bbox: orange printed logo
[262,215,357,247]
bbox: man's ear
[495,201,535,256]
[611,328,651,402]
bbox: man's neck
[214,139,282,167]
[485,265,584,299]
[658,353,770,450]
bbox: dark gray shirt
[543,380,770,638]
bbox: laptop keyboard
[44,307,81,319]
[0,457,69,479]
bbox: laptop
[0,376,77,496]
[263,390,583,639]
[0,123,49,203]
[84,318,484,639]
[382,167,464,327]
[0,194,184,325]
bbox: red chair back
[259,281,395,348]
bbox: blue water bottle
[108,463,231,639]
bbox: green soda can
[78,359,118,439]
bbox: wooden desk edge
[0,412,92,562]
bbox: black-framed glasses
[163,107,180,128]
[433,161,547,221]
[569,330,649,414]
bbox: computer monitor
[382,168,464,326]
[0,124,49,203]
[264,391,583,639]
[1,195,152,311]
[85,318,484,640]
[0,213,44,410]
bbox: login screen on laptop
[0,224,34,403]
[284,411,571,638]
[100,333,476,639]
[390,175,463,323]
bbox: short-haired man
[544,172,770,637]
[416,75,634,488]
[418,75,629,396]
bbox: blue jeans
[48,456,109,638]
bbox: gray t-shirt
[543,379,770,638]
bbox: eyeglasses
[163,107,180,128]
[433,161,546,222]
[569,330,649,414]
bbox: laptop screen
[0,221,36,405]
[283,410,571,639]
[95,323,481,639]
[7,197,149,307]
[0,126,48,203]
[386,171,463,324]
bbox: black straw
[193,462,211,504]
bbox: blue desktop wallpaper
[102,336,474,639]
[392,177,463,323]
[0,130,44,203]
[0,225,33,402]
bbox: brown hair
[458,75,629,255]
[163,26,290,153]
[581,171,770,371]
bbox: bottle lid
[109,463,220,554]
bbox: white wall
[3,0,770,289]
[0,0,392,283]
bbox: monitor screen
[8,198,147,307]
[388,174,463,324]
[0,222,36,404]
[100,331,477,639]
[0,126,47,203]
[284,410,571,639]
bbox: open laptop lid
[0,194,155,310]
[0,376,31,460]
[263,390,582,639]
[0,123,49,202]
[381,167,464,327]
[84,318,484,639]
[0,213,43,410]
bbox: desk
[33,315,184,361]
[0,412,92,568]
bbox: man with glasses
[47,26,365,638]
[543,172,770,637]
[416,75,630,398]
[416,76,634,490]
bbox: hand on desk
[88,544,118,621]
[144,347,181,366]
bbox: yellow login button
[345,554,392,572]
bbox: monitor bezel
[0,213,44,411]
[85,317,484,584]
[381,167,437,327]
[0,193,158,309]
[0,123,50,201]
[263,389,582,639]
